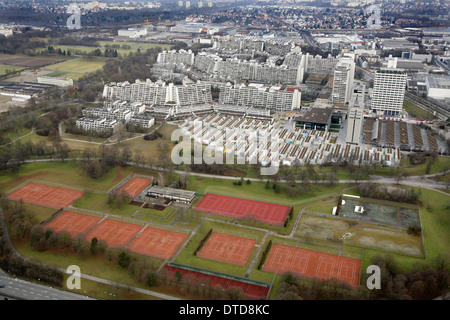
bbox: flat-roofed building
[332,58,355,105]
[146,186,196,203]
[294,107,333,131]
[371,59,407,116]
[37,76,73,88]
[425,75,450,101]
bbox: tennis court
[45,211,101,237]
[263,243,361,287]
[127,226,187,260]
[195,193,290,226]
[118,177,153,198]
[85,219,143,249]
[340,198,420,228]
[198,232,256,266]
[164,263,270,299]
[7,182,84,209]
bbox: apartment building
[102,79,213,106]
[371,59,407,116]
[156,49,195,65]
[332,58,355,105]
[76,117,119,133]
[37,76,74,88]
[218,83,301,112]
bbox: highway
[0,269,94,301]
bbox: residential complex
[371,60,407,116]
[218,83,301,112]
[102,79,213,106]
[332,58,355,105]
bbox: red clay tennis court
[85,219,143,248]
[45,211,102,237]
[263,243,361,287]
[198,232,256,266]
[7,182,84,209]
[164,264,270,300]
[118,177,152,198]
[195,193,290,226]
[127,226,187,260]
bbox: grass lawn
[0,64,24,75]
[187,175,354,206]
[12,240,165,297]
[35,41,173,58]
[0,161,157,194]
[304,198,337,214]
[71,192,137,217]
[360,188,450,273]
[403,100,436,120]
[41,57,108,80]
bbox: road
[0,269,94,301]
[19,157,450,191]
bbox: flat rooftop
[294,107,334,124]
[147,186,196,199]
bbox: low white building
[37,76,73,88]
[76,117,119,133]
[118,27,148,38]
[129,115,155,129]
[425,75,450,101]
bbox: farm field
[41,57,108,80]
[0,53,70,68]
[34,41,173,57]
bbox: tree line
[275,253,449,300]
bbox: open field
[0,64,24,75]
[34,41,173,57]
[41,57,108,80]
[0,53,70,68]
[403,100,437,120]
[296,213,423,257]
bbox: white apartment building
[102,79,213,106]
[37,76,74,88]
[76,118,119,133]
[129,115,155,129]
[118,27,148,38]
[332,58,355,105]
[157,49,195,65]
[219,83,301,112]
[371,59,407,116]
